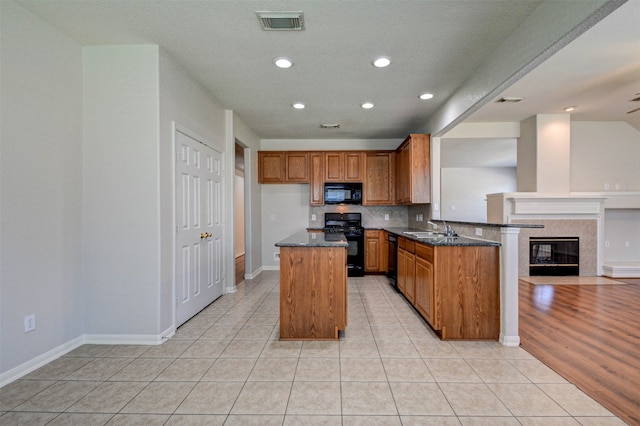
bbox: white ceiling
[17,0,640,139]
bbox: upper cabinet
[259,134,430,205]
[363,152,395,205]
[396,134,431,204]
[324,152,363,182]
[309,152,324,206]
[258,151,309,183]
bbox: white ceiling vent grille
[257,11,304,31]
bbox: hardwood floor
[519,278,640,425]
[235,254,245,285]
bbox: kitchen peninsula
[275,231,348,340]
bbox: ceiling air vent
[257,11,305,31]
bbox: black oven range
[323,212,364,277]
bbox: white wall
[1,1,83,377]
[439,136,517,222]
[83,46,161,338]
[441,168,517,222]
[604,209,640,262]
[261,185,310,269]
[158,48,228,330]
[570,121,640,192]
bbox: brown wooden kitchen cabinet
[309,152,324,205]
[279,244,347,340]
[412,241,500,340]
[363,152,395,205]
[364,229,388,273]
[397,237,416,304]
[258,151,309,183]
[395,134,430,204]
[414,244,435,325]
[324,152,363,182]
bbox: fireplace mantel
[487,193,607,223]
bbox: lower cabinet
[414,244,435,325]
[397,237,415,303]
[400,238,500,340]
[365,229,388,273]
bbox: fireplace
[529,237,579,276]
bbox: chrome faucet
[427,221,439,230]
[442,220,457,237]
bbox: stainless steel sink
[402,231,446,238]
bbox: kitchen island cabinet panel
[278,241,347,340]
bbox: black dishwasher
[387,233,398,291]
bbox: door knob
[200,232,207,239]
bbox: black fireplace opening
[529,237,579,276]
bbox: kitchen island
[275,231,348,340]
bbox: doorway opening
[234,143,246,285]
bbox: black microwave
[324,183,362,204]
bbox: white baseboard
[1,332,171,388]
[602,262,640,278]
[0,335,84,387]
[499,334,521,347]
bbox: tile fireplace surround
[487,193,605,277]
[516,219,597,276]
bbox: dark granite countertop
[276,231,349,247]
[384,227,501,247]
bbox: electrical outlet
[384,214,389,221]
[615,183,620,190]
[24,314,36,333]
[475,228,482,236]
[311,214,316,221]
[604,183,610,190]
[605,240,610,248]
[274,252,280,261]
[269,214,275,221]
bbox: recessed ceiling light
[564,106,577,112]
[361,102,375,109]
[419,93,434,100]
[372,57,391,68]
[274,57,293,69]
[292,103,305,109]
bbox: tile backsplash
[309,205,409,229]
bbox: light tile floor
[1,272,626,425]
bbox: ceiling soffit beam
[421,0,627,137]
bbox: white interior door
[175,129,224,327]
